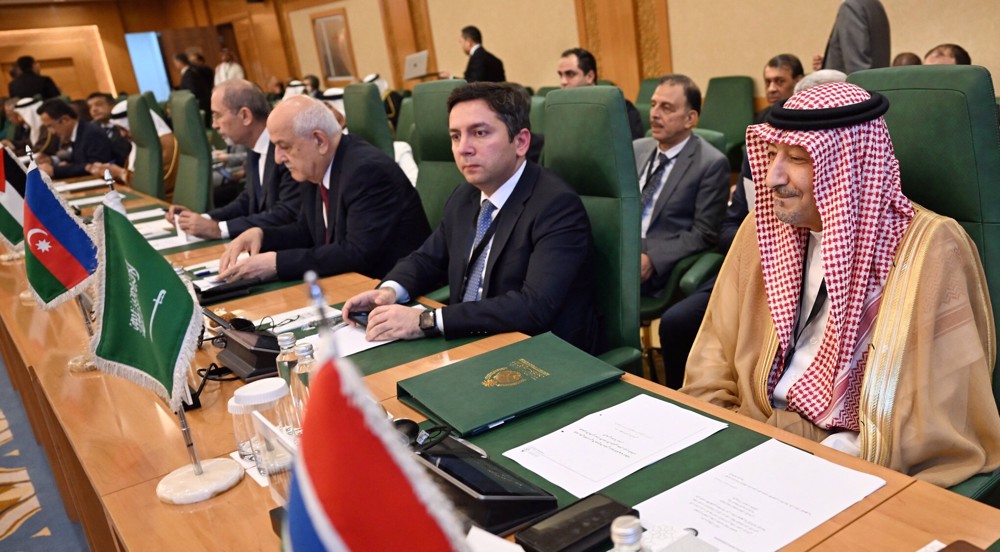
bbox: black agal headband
[766,91,889,130]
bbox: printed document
[635,439,886,552]
[503,394,726,497]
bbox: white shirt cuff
[203,213,230,239]
[378,280,409,304]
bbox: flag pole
[305,270,339,358]
[177,408,204,475]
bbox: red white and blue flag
[284,355,467,551]
[0,147,27,250]
[23,164,97,309]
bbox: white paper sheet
[126,207,167,222]
[68,195,106,208]
[503,394,727,498]
[55,179,107,193]
[635,439,886,552]
[465,526,524,552]
[132,219,173,238]
[148,234,204,251]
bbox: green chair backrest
[698,76,754,169]
[691,127,727,155]
[143,90,167,121]
[847,65,1000,406]
[344,82,394,158]
[635,77,660,132]
[542,86,641,364]
[168,90,212,212]
[529,95,546,135]
[396,96,418,163]
[536,86,560,97]
[127,94,165,199]
[412,79,466,230]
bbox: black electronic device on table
[215,327,280,382]
[514,493,638,552]
[413,434,557,535]
[195,277,264,305]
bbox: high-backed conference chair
[635,77,661,132]
[143,90,167,122]
[169,90,212,212]
[395,96,417,163]
[848,65,1000,504]
[536,86,559,97]
[698,76,754,171]
[127,94,165,199]
[542,86,642,373]
[412,79,466,231]
[344,82,394,158]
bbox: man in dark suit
[558,48,645,140]
[632,74,729,296]
[460,26,505,83]
[35,98,118,179]
[167,79,302,240]
[173,53,213,125]
[814,0,890,74]
[86,92,132,164]
[217,95,430,282]
[343,83,599,353]
[8,56,61,100]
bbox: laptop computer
[403,50,433,80]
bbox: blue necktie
[462,200,496,302]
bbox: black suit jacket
[624,100,645,140]
[179,67,213,116]
[208,142,303,237]
[8,72,60,100]
[464,47,506,83]
[385,161,599,353]
[260,133,430,280]
[52,121,116,179]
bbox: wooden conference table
[0,184,997,551]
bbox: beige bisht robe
[682,207,1000,487]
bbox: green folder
[397,332,623,436]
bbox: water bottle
[275,332,297,386]
[289,341,315,426]
[610,515,644,551]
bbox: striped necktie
[462,199,497,302]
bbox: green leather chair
[143,90,167,122]
[536,86,559,97]
[395,96,417,162]
[848,65,1000,504]
[126,94,165,199]
[168,90,212,212]
[542,87,642,373]
[691,127,727,156]
[698,75,754,170]
[529,95,546,135]
[344,82,394,158]
[635,77,661,132]
[412,80,466,231]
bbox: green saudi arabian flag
[90,192,201,412]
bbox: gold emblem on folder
[483,359,550,387]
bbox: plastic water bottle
[610,515,644,551]
[289,342,315,427]
[275,332,297,386]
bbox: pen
[193,270,213,277]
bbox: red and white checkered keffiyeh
[746,82,914,431]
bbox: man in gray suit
[633,74,730,296]
[814,0,890,74]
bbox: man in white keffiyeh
[682,81,1000,486]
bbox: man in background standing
[214,48,246,85]
[440,26,506,83]
[7,56,60,100]
[813,0,890,74]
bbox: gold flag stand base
[0,250,24,263]
[155,458,243,504]
[67,355,96,373]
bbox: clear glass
[231,411,255,464]
[248,394,297,490]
